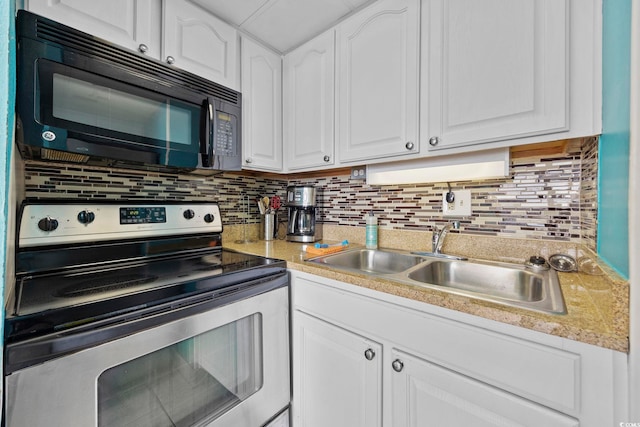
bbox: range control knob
[183,209,195,220]
[204,213,215,223]
[77,210,95,225]
[38,216,59,232]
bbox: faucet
[411,220,467,260]
[432,221,460,254]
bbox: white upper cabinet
[337,0,420,163]
[24,0,156,56]
[241,37,283,172]
[284,30,336,171]
[422,0,597,152]
[25,0,238,89]
[163,0,238,89]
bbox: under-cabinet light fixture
[366,148,510,185]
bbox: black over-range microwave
[15,10,242,173]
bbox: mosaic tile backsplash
[22,137,598,249]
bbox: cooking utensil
[262,197,270,212]
[257,198,266,214]
[270,195,281,211]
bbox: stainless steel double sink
[306,248,566,315]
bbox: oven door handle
[5,272,288,374]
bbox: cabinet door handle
[323,155,331,162]
[405,141,414,150]
[429,137,439,147]
[392,359,404,372]
[364,348,376,360]
[166,56,175,64]
[138,44,148,54]
[245,158,253,164]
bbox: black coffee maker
[285,185,321,242]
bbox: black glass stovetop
[7,248,285,344]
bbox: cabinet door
[390,349,579,427]
[163,0,238,89]
[337,0,420,163]
[25,0,155,57]
[284,30,335,171]
[241,37,283,171]
[424,0,568,151]
[293,312,382,427]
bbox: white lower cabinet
[293,312,382,427]
[390,349,577,427]
[291,270,626,427]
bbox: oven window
[97,314,263,427]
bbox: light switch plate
[443,190,471,217]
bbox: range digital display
[120,207,166,224]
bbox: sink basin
[307,248,425,274]
[408,261,543,302]
[405,259,566,314]
[306,248,566,315]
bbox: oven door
[5,285,290,427]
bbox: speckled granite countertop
[224,225,629,353]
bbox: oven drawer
[5,285,290,427]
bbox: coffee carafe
[286,185,321,242]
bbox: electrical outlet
[443,190,471,217]
[350,167,366,180]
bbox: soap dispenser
[365,211,378,249]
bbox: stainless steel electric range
[5,201,290,427]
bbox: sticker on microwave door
[41,131,56,142]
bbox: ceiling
[191,0,377,53]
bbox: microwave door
[32,59,203,169]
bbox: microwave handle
[199,99,212,167]
[209,101,216,167]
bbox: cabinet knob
[166,56,175,64]
[429,137,439,147]
[323,155,331,163]
[405,141,414,150]
[138,44,148,54]
[364,349,376,361]
[245,158,253,164]
[392,359,404,372]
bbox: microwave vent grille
[41,148,90,164]
[33,19,239,106]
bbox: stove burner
[55,274,159,298]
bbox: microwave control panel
[214,112,238,156]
